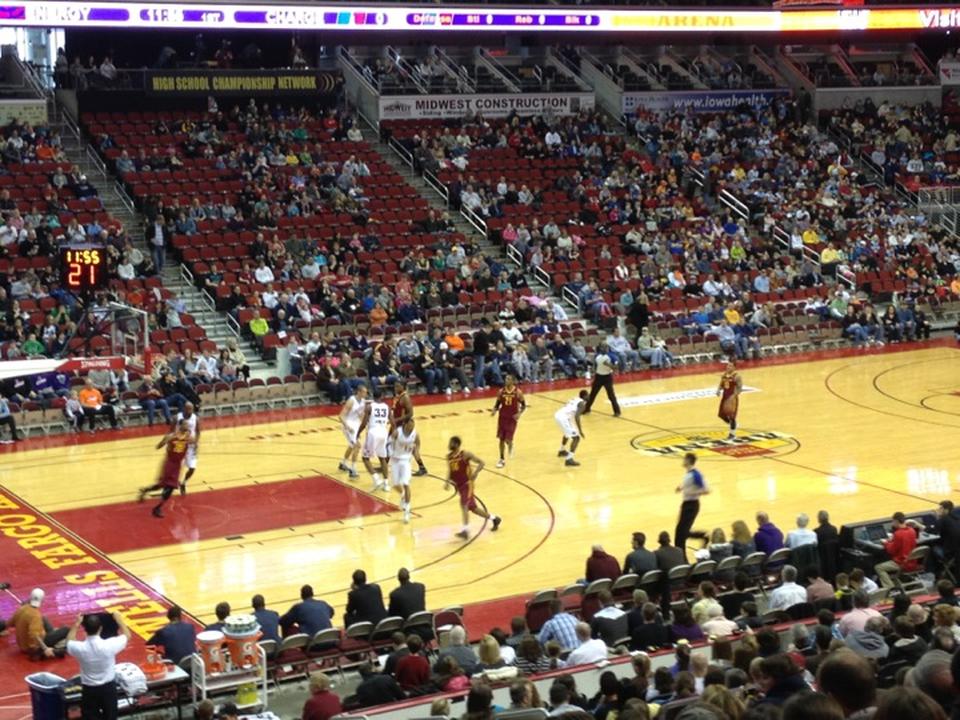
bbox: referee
[583,342,621,416]
[66,611,131,720]
[675,452,710,561]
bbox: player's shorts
[363,427,389,459]
[390,457,412,487]
[185,445,198,470]
[342,422,360,446]
[497,417,518,442]
[455,481,477,511]
[554,412,579,439]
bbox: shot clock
[60,245,107,292]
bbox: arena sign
[622,89,790,115]
[145,69,340,95]
[2,2,960,33]
[379,92,595,120]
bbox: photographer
[66,610,131,720]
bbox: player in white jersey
[337,384,368,479]
[554,390,587,467]
[174,401,200,494]
[389,418,419,523]
[358,391,391,491]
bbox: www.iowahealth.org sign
[622,89,790,114]
[146,70,340,95]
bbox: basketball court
[1,341,959,709]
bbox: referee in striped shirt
[675,452,710,561]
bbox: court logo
[631,427,799,460]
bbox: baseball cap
[439,341,448,350]
[29,588,44,607]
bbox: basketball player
[554,390,588,467]
[675,452,709,560]
[391,381,428,476]
[716,360,742,439]
[138,419,192,518]
[446,435,501,539]
[173,401,200,495]
[358,390,391,491]
[389,418,420,524]
[338,384,368,479]
[490,374,526,468]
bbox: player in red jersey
[716,360,742,439]
[446,435,501,539]
[392,380,428,476]
[138,419,192,518]
[490,374,526,468]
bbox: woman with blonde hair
[430,698,451,717]
[700,684,745,720]
[477,634,506,670]
[731,520,756,558]
[302,672,342,720]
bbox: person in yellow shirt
[11,588,68,659]
[802,227,821,245]
[78,378,119,431]
[820,244,842,265]
[723,304,742,325]
[950,277,960,296]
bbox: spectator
[302,672,342,720]
[382,632,409,677]
[731,520,757,558]
[720,573,756,621]
[0,396,19,442]
[251,594,280,644]
[691,582,722,625]
[388,567,426,620]
[539,599,579,650]
[351,662,405,708]
[344,569,386,626]
[670,606,705,644]
[623,532,657,576]
[874,687,947,720]
[782,691,843,720]
[567,622,607,666]
[394,635,430,691]
[785,514,818,549]
[767,566,807,612]
[477,634,506,671]
[586,545,620,583]
[590,591,627,646]
[817,649,877,718]
[78,377,119,431]
[548,682,581,717]
[11,588,69,659]
[874,512,919,588]
[754,512,785,555]
[436,655,470,692]
[805,568,835,604]
[755,654,806,706]
[66,610,131,720]
[506,617,527,648]
[701,605,739,639]
[838,591,883,637]
[515,634,551,675]
[146,605,196,664]
[888,616,927,665]
[630,602,669,652]
[844,617,889,662]
[907,650,957,713]
[436,625,479,675]
[280,585,335,637]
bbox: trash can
[25,672,66,720]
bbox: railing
[431,46,475,94]
[561,285,581,311]
[337,46,382,96]
[386,47,428,95]
[422,169,449,206]
[718,188,749,222]
[504,243,523,269]
[83,145,109,181]
[917,186,960,207]
[459,203,488,237]
[388,136,414,169]
[477,48,522,93]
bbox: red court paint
[50,475,397,554]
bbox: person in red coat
[302,672,342,720]
[586,544,621,582]
[875,512,919,588]
[394,635,430,691]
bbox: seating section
[0,122,208,363]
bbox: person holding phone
[66,610,131,720]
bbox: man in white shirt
[500,319,523,350]
[254,260,275,284]
[544,129,562,149]
[301,258,321,280]
[66,610,131,720]
[261,284,279,310]
[767,565,808,612]
[565,622,607,666]
[785,513,818,549]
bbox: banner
[379,92,594,120]
[939,59,960,84]
[145,69,340,96]
[622,89,790,114]
[0,98,47,126]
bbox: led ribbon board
[2,2,960,32]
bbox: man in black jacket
[934,500,960,574]
[815,510,840,582]
[629,602,669,652]
[344,569,386,627]
[350,662,405,708]
[387,568,425,620]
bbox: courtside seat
[270,633,310,684]
[306,628,342,673]
[559,583,585,616]
[265,376,286,408]
[232,380,254,412]
[213,382,234,415]
[402,611,435,644]
[525,590,559,633]
[338,622,375,673]
[686,560,718,590]
[248,378,270,409]
[20,401,45,437]
[370,616,405,652]
[581,579,613,621]
[638,570,663,603]
[432,609,464,641]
